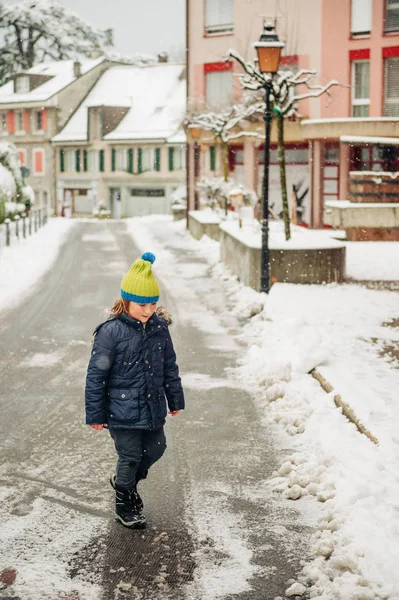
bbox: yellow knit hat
[120,252,160,303]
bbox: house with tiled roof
[52,63,186,217]
[0,57,115,213]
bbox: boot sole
[115,513,146,529]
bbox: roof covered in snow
[52,63,186,143]
[0,57,105,104]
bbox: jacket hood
[156,306,173,325]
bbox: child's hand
[168,410,180,417]
[89,424,108,430]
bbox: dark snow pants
[109,427,167,490]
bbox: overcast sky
[63,0,186,59]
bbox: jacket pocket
[108,389,140,422]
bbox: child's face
[128,301,157,323]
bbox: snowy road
[0,220,313,600]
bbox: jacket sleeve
[163,329,185,411]
[85,324,116,425]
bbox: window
[66,150,75,172]
[385,0,399,33]
[384,57,399,116]
[116,149,128,171]
[88,150,99,173]
[15,76,30,93]
[205,0,233,34]
[351,0,372,35]
[15,111,24,132]
[143,148,155,171]
[352,61,370,116]
[175,146,186,170]
[350,145,399,171]
[35,110,43,131]
[0,113,6,133]
[33,149,45,175]
[205,70,233,108]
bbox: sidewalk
[129,215,399,600]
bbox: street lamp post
[254,23,284,293]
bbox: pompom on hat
[120,252,160,303]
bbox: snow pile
[0,218,75,311]
[0,164,16,202]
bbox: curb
[310,368,379,446]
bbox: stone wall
[188,211,221,241]
[219,227,346,289]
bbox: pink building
[303,0,399,227]
[186,0,324,224]
[187,0,399,228]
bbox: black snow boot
[110,474,144,512]
[114,484,146,529]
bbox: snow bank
[0,218,75,312]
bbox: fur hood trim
[156,306,173,325]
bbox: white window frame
[66,150,75,172]
[205,70,234,108]
[15,111,24,133]
[205,0,234,34]
[117,149,128,171]
[33,148,45,175]
[351,60,370,117]
[385,0,399,33]
[351,0,372,35]
[15,75,30,93]
[143,148,155,171]
[176,146,186,170]
[89,150,99,173]
[384,56,399,116]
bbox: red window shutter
[383,46,399,59]
[23,110,30,132]
[42,109,48,131]
[6,111,15,133]
[18,151,25,165]
[34,150,43,174]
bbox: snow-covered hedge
[171,185,187,207]
[197,177,257,211]
[0,141,32,223]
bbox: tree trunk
[222,142,229,214]
[277,114,291,241]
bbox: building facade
[303,0,399,227]
[0,58,113,213]
[186,0,324,223]
[52,64,186,217]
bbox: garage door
[125,188,170,217]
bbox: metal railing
[0,207,49,250]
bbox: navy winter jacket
[85,309,185,430]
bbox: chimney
[73,61,82,78]
[158,52,168,63]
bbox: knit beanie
[120,252,160,303]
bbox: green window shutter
[99,149,104,172]
[138,148,143,173]
[111,148,116,172]
[210,146,216,171]
[60,149,65,173]
[155,148,161,172]
[83,149,88,172]
[128,148,133,174]
[168,147,174,171]
[75,149,80,172]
